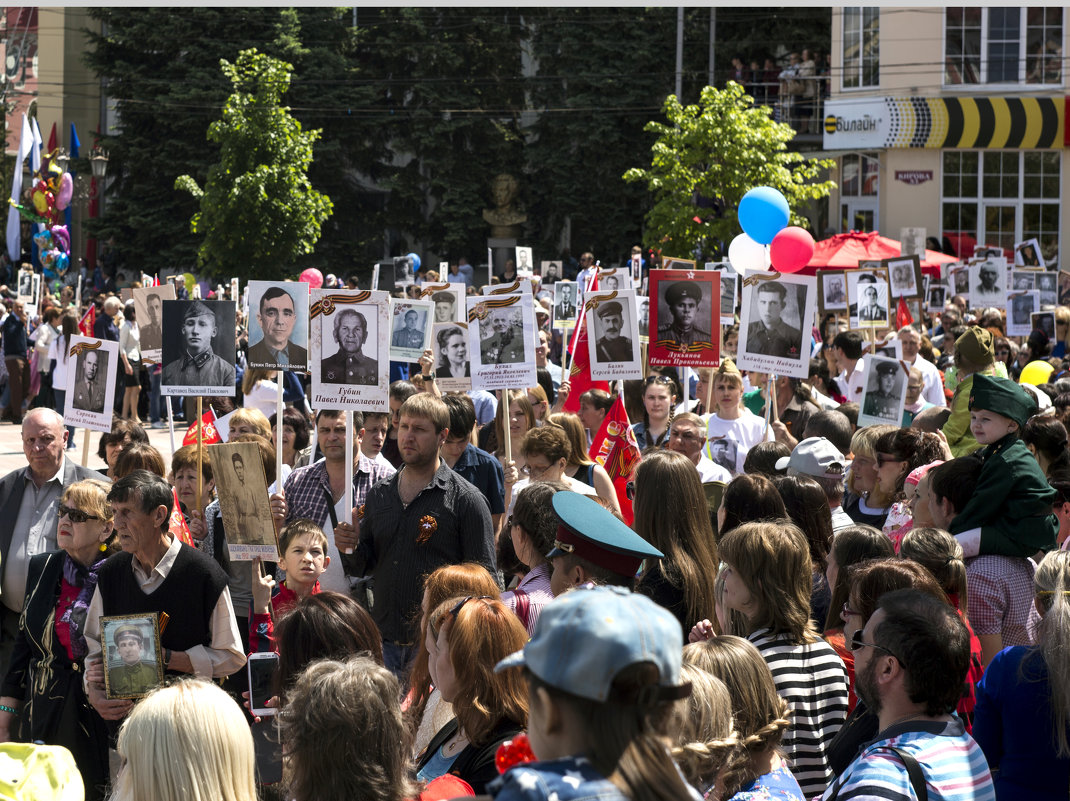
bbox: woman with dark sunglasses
[0,479,117,800]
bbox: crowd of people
[0,260,1068,801]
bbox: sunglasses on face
[876,453,906,468]
[58,504,100,524]
[849,628,905,665]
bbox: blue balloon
[738,187,790,245]
[406,252,422,274]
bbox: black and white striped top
[749,628,850,798]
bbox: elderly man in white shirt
[667,412,731,484]
[897,325,946,407]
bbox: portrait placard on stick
[208,441,280,562]
[847,268,890,329]
[482,277,534,296]
[246,281,310,371]
[707,263,737,325]
[102,613,164,700]
[431,322,471,392]
[419,282,467,324]
[661,257,697,270]
[818,270,848,314]
[1032,310,1056,341]
[1009,270,1036,292]
[883,254,922,299]
[553,282,579,330]
[1007,291,1040,337]
[539,261,563,283]
[1036,271,1058,308]
[132,284,176,364]
[15,269,32,304]
[926,283,947,313]
[467,293,536,392]
[1058,271,1070,307]
[736,273,816,379]
[636,296,651,344]
[309,289,389,411]
[969,258,1008,308]
[647,268,720,367]
[387,298,433,362]
[585,289,642,380]
[1015,238,1044,268]
[515,246,534,276]
[161,300,237,396]
[596,268,632,291]
[858,355,908,428]
[64,336,120,433]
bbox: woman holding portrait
[0,479,116,800]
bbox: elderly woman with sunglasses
[0,479,116,800]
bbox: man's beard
[854,654,882,716]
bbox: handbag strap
[826,745,928,801]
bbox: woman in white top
[118,302,142,423]
[240,368,280,419]
[47,309,80,446]
[702,359,772,475]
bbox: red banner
[182,409,221,447]
[562,273,609,413]
[896,295,913,329]
[588,394,642,525]
[77,305,95,338]
[169,487,194,547]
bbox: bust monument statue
[483,173,527,237]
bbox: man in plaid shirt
[283,409,395,594]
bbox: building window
[942,150,1060,263]
[842,7,879,89]
[841,153,879,197]
[945,7,1062,85]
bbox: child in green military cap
[947,372,1057,558]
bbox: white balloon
[728,233,771,275]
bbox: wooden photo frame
[102,613,164,700]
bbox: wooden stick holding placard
[275,375,284,491]
[562,269,599,381]
[167,396,176,457]
[342,410,355,555]
[81,428,90,468]
[705,367,714,415]
[500,390,512,465]
[195,397,203,514]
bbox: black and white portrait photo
[320,307,379,385]
[207,441,279,561]
[310,289,389,411]
[847,270,890,328]
[1010,271,1036,291]
[132,284,175,363]
[926,284,947,313]
[161,300,237,396]
[539,261,562,285]
[478,307,525,365]
[1037,272,1058,308]
[636,296,650,342]
[433,322,471,380]
[858,356,908,428]
[707,437,738,475]
[899,227,926,257]
[388,299,433,363]
[1060,271,1070,308]
[585,290,641,379]
[969,259,1007,307]
[599,268,632,292]
[72,348,109,414]
[419,283,465,325]
[515,246,533,275]
[246,281,310,371]
[736,273,816,379]
[16,270,32,301]
[1007,291,1040,337]
[820,272,848,311]
[1032,311,1056,342]
[884,255,920,298]
[553,282,578,326]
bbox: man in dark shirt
[348,393,496,677]
[438,394,506,533]
[2,300,29,424]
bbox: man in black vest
[82,470,245,720]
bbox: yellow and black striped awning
[824,96,1067,149]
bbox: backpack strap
[513,587,530,631]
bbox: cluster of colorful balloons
[33,226,71,280]
[728,186,815,276]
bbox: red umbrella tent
[802,231,957,279]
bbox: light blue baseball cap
[495,585,690,703]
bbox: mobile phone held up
[247,651,279,717]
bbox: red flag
[562,272,609,413]
[182,409,222,446]
[588,394,642,525]
[78,305,95,337]
[169,487,194,547]
[896,295,913,329]
[46,122,57,154]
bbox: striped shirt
[501,562,554,635]
[748,628,849,798]
[821,718,994,801]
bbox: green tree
[623,81,835,258]
[175,49,333,280]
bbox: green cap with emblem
[969,372,1037,429]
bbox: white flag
[6,114,32,263]
[29,117,44,235]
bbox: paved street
[0,417,186,477]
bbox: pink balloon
[55,172,73,211]
[299,268,323,289]
[769,226,815,274]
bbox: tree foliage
[175,49,332,280]
[623,82,835,258]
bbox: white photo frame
[858,355,909,428]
